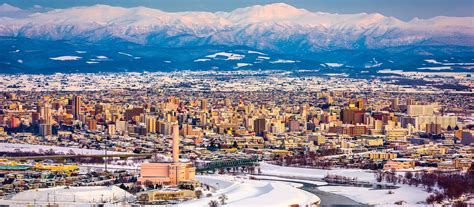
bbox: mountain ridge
[1,3,473,52]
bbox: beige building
[139,125,196,185]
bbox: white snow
[270,59,296,64]
[365,58,383,68]
[206,52,245,60]
[256,56,270,60]
[1,3,473,50]
[8,186,132,204]
[260,162,375,181]
[318,185,429,206]
[236,63,252,68]
[50,56,82,61]
[260,163,430,206]
[248,50,267,55]
[423,59,474,66]
[417,66,452,70]
[325,63,344,67]
[96,55,108,59]
[252,175,328,186]
[182,175,320,207]
[194,58,211,62]
[0,143,127,155]
[424,59,441,64]
[117,52,133,57]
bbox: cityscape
[0,1,473,207]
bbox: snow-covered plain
[181,175,320,207]
[0,143,127,155]
[206,52,245,60]
[325,63,344,67]
[319,185,429,206]
[260,163,429,206]
[270,59,296,64]
[260,162,375,181]
[7,186,132,204]
[50,56,82,61]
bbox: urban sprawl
[0,71,472,206]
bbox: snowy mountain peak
[222,3,309,24]
[0,3,473,51]
[0,3,22,13]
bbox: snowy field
[260,162,375,181]
[0,143,127,155]
[319,185,429,206]
[252,175,328,186]
[181,175,320,207]
[1,186,132,206]
[260,162,429,206]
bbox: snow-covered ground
[270,59,296,64]
[2,186,132,206]
[251,175,328,186]
[194,58,211,62]
[319,185,429,206]
[181,175,320,207]
[260,163,429,206]
[79,163,140,171]
[50,56,82,61]
[0,143,127,155]
[325,63,344,67]
[260,162,375,181]
[206,52,245,60]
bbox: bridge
[196,157,259,173]
[3,153,154,161]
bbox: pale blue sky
[1,0,473,21]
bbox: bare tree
[208,200,219,207]
[218,194,228,205]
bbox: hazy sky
[2,0,473,21]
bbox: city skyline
[0,0,472,206]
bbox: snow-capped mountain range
[1,3,473,52]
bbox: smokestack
[172,124,179,163]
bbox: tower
[172,124,180,163]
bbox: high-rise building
[356,99,365,110]
[9,116,20,128]
[254,118,266,136]
[288,120,300,132]
[342,108,364,124]
[391,98,399,111]
[72,95,81,120]
[107,123,116,135]
[200,98,208,111]
[146,116,157,134]
[426,123,442,135]
[87,119,97,131]
[115,120,127,133]
[39,124,52,136]
[407,105,434,116]
[44,104,52,124]
[224,98,232,107]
